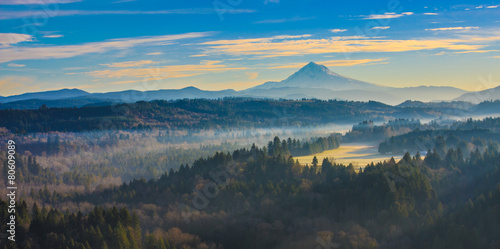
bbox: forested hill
[0,98,477,133]
[1,133,500,248]
[378,128,500,155]
[5,139,498,248]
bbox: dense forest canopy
[378,118,500,155]
[1,100,500,248]
[0,98,490,133]
[1,132,500,248]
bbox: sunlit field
[295,142,403,168]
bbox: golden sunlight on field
[295,143,402,169]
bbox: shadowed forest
[1,99,500,249]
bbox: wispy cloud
[43,34,64,38]
[269,59,388,69]
[487,5,499,8]
[362,12,413,20]
[454,50,500,54]
[7,63,26,67]
[423,13,439,15]
[189,54,208,57]
[370,26,390,30]
[0,33,33,47]
[330,29,347,33]
[146,52,163,56]
[199,33,494,58]
[0,9,256,20]
[245,72,259,79]
[0,76,38,96]
[101,60,156,68]
[0,0,81,5]
[255,16,314,24]
[108,80,140,85]
[87,60,247,80]
[0,32,213,63]
[426,26,479,31]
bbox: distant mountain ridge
[454,85,500,104]
[0,89,90,103]
[2,62,499,109]
[243,62,469,104]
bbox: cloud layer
[199,33,496,58]
[0,32,213,63]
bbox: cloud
[0,76,38,96]
[362,12,413,20]
[269,59,387,69]
[423,13,439,15]
[101,60,156,68]
[264,0,280,4]
[43,34,63,38]
[0,32,213,63]
[487,5,499,8]
[146,52,163,55]
[0,0,81,4]
[108,80,140,85]
[255,16,314,24]
[370,26,390,30]
[7,63,25,67]
[426,26,479,31]
[189,54,208,57]
[330,29,347,33]
[0,33,33,47]
[86,61,247,80]
[199,33,494,58]
[0,9,256,20]
[454,50,500,54]
[245,72,259,79]
[202,34,311,46]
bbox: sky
[0,0,500,96]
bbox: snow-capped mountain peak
[248,62,379,91]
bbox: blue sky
[1,0,499,96]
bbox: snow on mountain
[247,62,382,91]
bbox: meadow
[295,142,403,168]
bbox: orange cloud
[201,35,487,58]
[87,61,247,80]
[454,50,500,54]
[0,76,39,96]
[245,72,259,79]
[269,58,388,69]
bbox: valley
[2,1,500,247]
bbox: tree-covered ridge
[0,200,142,249]
[267,134,341,157]
[378,128,500,155]
[0,132,341,194]
[343,119,423,142]
[68,142,437,248]
[2,136,500,248]
[449,117,500,132]
[0,98,463,133]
